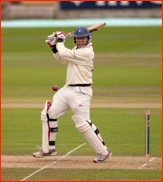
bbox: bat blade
[66,22,106,38]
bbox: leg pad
[72,115,108,155]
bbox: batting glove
[56,31,66,43]
[45,32,57,46]
[41,111,48,122]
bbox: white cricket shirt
[53,42,94,85]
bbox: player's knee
[72,115,90,133]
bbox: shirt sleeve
[53,52,68,65]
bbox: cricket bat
[45,22,106,44]
[66,22,106,38]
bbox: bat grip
[90,29,97,33]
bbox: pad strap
[49,141,55,146]
[87,120,105,146]
[47,113,57,121]
[46,113,58,147]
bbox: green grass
[1,26,162,102]
[1,168,162,181]
[93,66,161,87]
[1,26,162,53]
[1,108,162,156]
[1,67,162,85]
[2,65,161,87]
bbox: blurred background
[1,1,162,20]
[1,2,162,181]
[1,1,162,105]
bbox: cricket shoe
[33,146,57,158]
[93,149,112,163]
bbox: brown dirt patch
[1,155,162,170]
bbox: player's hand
[56,31,66,43]
[45,32,57,46]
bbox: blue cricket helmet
[73,27,90,37]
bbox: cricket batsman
[33,26,112,163]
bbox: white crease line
[138,157,155,169]
[21,143,86,181]
[149,157,156,162]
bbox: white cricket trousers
[48,84,92,121]
[47,84,106,151]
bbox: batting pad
[42,120,49,154]
[72,115,108,155]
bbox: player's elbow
[58,52,65,57]
[58,49,68,58]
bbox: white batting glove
[45,32,57,46]
[56,31,66,43]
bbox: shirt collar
[76,42,92,49]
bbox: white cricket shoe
[33,146,57,158]
[93,149,112,163]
